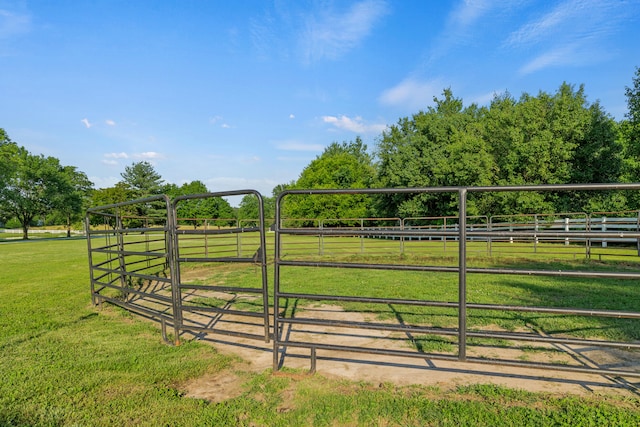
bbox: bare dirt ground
[180,303,640,402]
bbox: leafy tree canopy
[285,137,376,222]
[120,161,164,198]
[0,131,92,239]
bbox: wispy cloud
[102,151,164,166]
[276,140,324,152]
[322,115,387,134]
[449,0,495,29]
[104,152,129,159]
[105,119,116,126]
[379,77,446,111]
[468,90,503,106]
[0,9,31,39]
[81,118,93,128]
[134,151,163,160]
[426,0,509,64]
[505,0,637,74]
[251,1,389,64]
[209,115,231,128]
[300,0,389,63]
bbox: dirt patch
[182,370,246,403]
[179,303,639,398]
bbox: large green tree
[376,89,494,218]
[285,137,376,224]
[55,166,94,237]
[168,180,235,227]
[0,146,69,239]
[120,161,164,198]
[621,67,640,183]
[375,83,627,218]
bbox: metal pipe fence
[273,184,640,379]
[86,190,270,345]
[86,183,640,382]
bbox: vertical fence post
[319,220,324,256]
[602,216,607,248]
[534,214,539,252]
[636,211,640,256]
[443,217,447,252]
[458,188,467,362]
[168,196,183,345]
[273,194,284,371]
[586,214,591,259]
[86,214,96,305]
[237,219,242,258]
[204,219,209,257]
[360,219,364,254]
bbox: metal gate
[86,190,270,344]
[273,184,640,380]
[171,190,270,342]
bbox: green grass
[2,238,640,425]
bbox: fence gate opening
[86,190,270,344]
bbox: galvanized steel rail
[273,184,640,379]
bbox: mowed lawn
[1,238,640,426]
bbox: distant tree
[621,67,640,183]
[116,161,165,223]
[376,89,494,217]
[120,161,164,198]
[286,137,376,224]
[0,130,19,197]
[237,194,261,222]
[87,183,136,228]
[237,193,274,225]
[54,166,94,236]
[90,183,133,207]
[171,180,236,227]
[0,146,68,239]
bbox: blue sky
[2,0,640,201]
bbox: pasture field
[2,237,640,426]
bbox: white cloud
[101,159,119,166]
[379,78,445,111]
[210,115,231,128]
[240,155,261,164]
[300,0,389,62]
[81,118,93,128]
[449,0,495,28]
[105,119,116,126]
[276,140,324,152]
[505,0,588,48]
[289,114,295,119]
[134,151,163,160]
[322,115,387,134]
[468,90,502,106]
[104,152,129,159]
[519,45,575,75]
[0,9,31,39]
[505,0,635,73]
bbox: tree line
[282,68,640,221]
[2,67,639,237]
